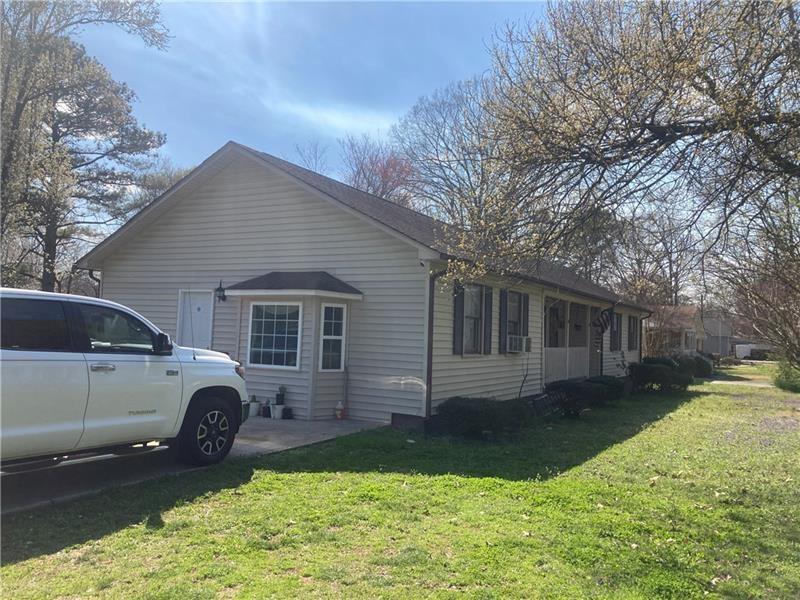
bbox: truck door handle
[90,363,116,372]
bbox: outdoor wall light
[215,280,227,302]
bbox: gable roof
[647,305,700,330]
[77,141,647,312]
[233,143,447,255]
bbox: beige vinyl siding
[100,156,427,422]
[430,276,544,408]
[314,372,346,419]
[431,275,645,399]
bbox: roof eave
[435,254,650,313]
[225,289,363,301]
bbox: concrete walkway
[705,379,775,388]
[1,418,381,516]
[230,417,381,458]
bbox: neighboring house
[645,305,705,356]
[77,141,649,424]
[701,311,734,356]
[645,305,734,357]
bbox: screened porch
[543,298,603,383]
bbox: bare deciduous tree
[339,134,414,207]
[613,205,699,306]
[478,0,800,275]
[295,140,329,175]
[393,79,505,224]
[391,78,570,283]
[709,193,800,368]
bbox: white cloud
[261,98,396,136]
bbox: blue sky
[76,1,544,175]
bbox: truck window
[0,298,72,351]
[77,304,155,353]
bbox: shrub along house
[77,141,649,424]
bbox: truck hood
[173,345,236,364]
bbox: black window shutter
[522,293,530,337]
[452,284,464,355]
[483,286,493,354]
[499,289,508,354]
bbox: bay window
[320,303,346,371]
[248,303,301,368]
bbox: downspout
[88,269,102,297]
[425,267,448,418]
[640,310,652,361]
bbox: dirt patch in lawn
[781,396,800,410]
[758,416,800,433]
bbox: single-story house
[644,305,734,357]
[700,311,733,356]
[644,305,704,356]
[77,141,649,423]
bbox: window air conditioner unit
[507,335,531,353]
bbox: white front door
[178,291,214,349]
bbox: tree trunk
[40,220,58,292]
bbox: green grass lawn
[717,362,777,382]
[3,380,799,598]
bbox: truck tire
[177,396,236,466]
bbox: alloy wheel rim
[197,410,229,455]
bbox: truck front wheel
[177,396,236,465]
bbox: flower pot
[249,402,260,417]
[270,404,285,420]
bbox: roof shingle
[227,271,362,296]
[234,143,645,310]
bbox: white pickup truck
[0,288,249,467]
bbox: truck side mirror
[154,332,173,355]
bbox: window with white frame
[249,303,301,368]
[320,303,346,371]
